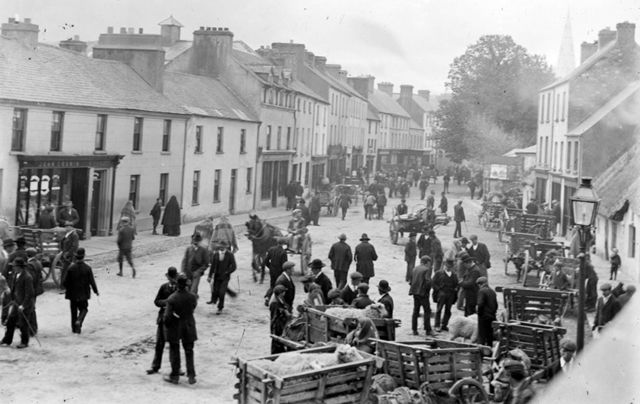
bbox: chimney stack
[270,42,306,77]
[378,82,394,96]
[158,15,183,46]
[598,27,616,50]
[616,21,636,49]
[417,90,430,101]
[59,36,88,54]
[580,41,598,63]
[93,27,165,92]
[1,17,39,48]
[314,56,327,70]
[347,76,375,98]
[325,64,342,78]
[189,26,234,79]
[107,26,114,34]
[400,84,414,99]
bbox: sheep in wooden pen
[448,314,478,343]
[324,303,388,320]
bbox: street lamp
[570,177,600,352]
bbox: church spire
[556,9,576,77]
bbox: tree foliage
[435,35,555,162]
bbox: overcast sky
[3,0,640,93]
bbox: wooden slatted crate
[498,287,573,322]
[374,339,489,391]
[233,345,379,404]
[305,306,400,343]
[492,321,566,377]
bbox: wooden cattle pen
[496,287,573,324]
[305,306,400,343]
[233,345,379,404]
[374,338,490,391]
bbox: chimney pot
[8,17,15,23]
[616,21,636,48]
[127,27,134,34]
[24,18,31,24]
[598,27,616,50]
[199,26,205,30]
[580,41,598,63]
[73,35,79,40]
[120,27,127,34]
[107,26,114,34]
[138,28,143,34]
[224,27,229,31]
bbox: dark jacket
[63,260,98,302]
[161,196,181,227]
[264,245,288,277]
[309,196,321,214]
[26,258,44,297]
[460,263,481,301]
[396,203,408,215]
[209,250,237,280]
[468,243,491,269]
[61,230,80,257]
[181,245,210,280]
[314,271,333,303]
[417,234,432,258]
[378,293,394,318]
[154,281,177,324]
[477,285,498,320]
[150,202,162,220]
[432,269,459,302]
[340,285,358,305]
[275,272,295,308]
[38,210,57,229]
[117,224,135,250]
[454,204,465,222]
[430,236,443,262]
[409,263,432,297]
[594,295,621,328]
[352,294,374,309]
[164,288,198,343]
[299,205,311,224]
[8,269,35,312]
[328,241,353,272]
[58,208,80,227]
[439,197,448,214]
[354,242,378,278]
[405,239,417,263]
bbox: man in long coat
[263,238,288,305]
[453,201,465,238]
[147,267,177,375]
[274,262,296,308]
[328,233,352,289]
[354,233,378,284]
[181,234,209,298]
[429,230,444,272]
[0,257,35,348]
[207,241,237,314]
[467,235,491,278]
[309,194,322,226]
[409,255,434,336]
[163,275,198,385]
[459,252,481,316]
[476,277,497,346]
[593,283,621,332]
[309,259,332,303]
[63,248,99,334]
[404,233,417,283]
[432,258,458,331]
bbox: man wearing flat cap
[476,277,497,347]
[117,216,136,278]
[63,248,98,334]
[274,261,296,308]
[328,234,352,290]
[341,272,363,305]
[354,233,378,284]
[546,338,577,377]
[352,283,375,309]
[181,233,210,297]
[593,282,621,332]
[410,255,435,336]
[270,284,291,354]
[147,267,178,375]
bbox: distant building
[395,86,440,167]
[534,21,640,236]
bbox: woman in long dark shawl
[161,195,181,236]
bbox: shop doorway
[229,169,237,215]
[90,170,105,236]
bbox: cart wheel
[50,252,64,288]
[448,378,489,403]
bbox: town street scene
[0,0,638,403]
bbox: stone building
[534,21,640,235]
[395,86,439,167]
[0,18,188,237]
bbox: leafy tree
[436,35,555,162]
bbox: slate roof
[367,105,380,121]
[593,137,640,217]
[158,15,183,27]
[288,80,328,103]
[369,90,411,118]
[163,72,258,121]
[542,41,617,90]
[567,81,640,135]
[0,36,185,114]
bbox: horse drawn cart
[388,205,450,245]
[496,286,573,326]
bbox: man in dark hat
[377,280,394,318]
[38,204,58,229]
[432,255,458,332]
[164,274,198,385]
[263,238,288,305]
[352,283,374,309]
[439,192,448,215]
[117,216,136,278]
[429,230,443,272]
[410,255,434,336]
[25,248,43,335]
[396,199,408,216]
[459,251,481,316]
[341,272,363,305]
[405,233,417,283]
[296,199,311,226]
[453,201,465,238]
[147,267,178,375]
[1,257,34,348]
[593,282,621,332]
[270,284,291,354]
[0,238,17,325]
[62,248,99,334]
[467,235,491,278]
[476,276,497,347]
[181,233,210,298]
[328,234,352,290]
[58,200,80,227]
[309,259,332,303]
[354,233,378,284]
[207,240,237,314]
[59,224,80,290]
[274,261,296,308]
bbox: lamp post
[570,177,600,352]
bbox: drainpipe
[253,122,262,210]
[109,161,118,236]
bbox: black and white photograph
[0,0,639,403]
